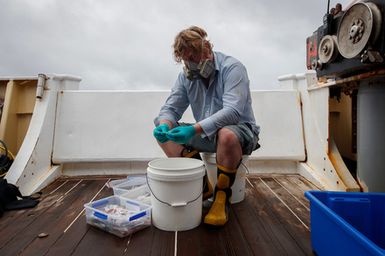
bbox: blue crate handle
[94,211,108,220]
[129,211,146,221]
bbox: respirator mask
[183,40,215,81]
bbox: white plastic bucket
[201,153,249,204]
[147,158,205,231]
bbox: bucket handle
[241,162,250,174]
[146,175,204,207]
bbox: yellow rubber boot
[203,173,214,200]
[203,191,228,226]
[204,164,237,226]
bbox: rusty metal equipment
[306,1,385,79]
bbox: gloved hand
[167,125,196,144]
[153,123,170,143]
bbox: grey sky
[0,0,352,90]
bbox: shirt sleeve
[154,73,190,127]
[198,63,250,137]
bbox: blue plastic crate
[305,191,385,256]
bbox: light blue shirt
[155,51,259,139]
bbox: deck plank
[0,179,80,250]
[177,223,227,256]
[45,179,112,256]
[0,179,66,231]
[72,224,174,256]
[286,175,320,191]
[0,179,106,256]
[127,226,175,256]
[177,207,253,255]
[0,174,314,256]
[261,177,311,228]
[70,225,131,256]
[249,176,313,255]
[232,197,286,255]
[273,176,312,209]
[235,176,306,255]
[20,179,108,256]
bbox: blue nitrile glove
[153,123,170,143]
[166,125,196,144]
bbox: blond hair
[173,26,212,63]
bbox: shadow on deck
[0,174,319,256]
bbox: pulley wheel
[337,2,382,59]
[367,2,382,45]
[318,35,339,63]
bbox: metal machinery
[307,1,385,192]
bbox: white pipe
[36,73,47,99]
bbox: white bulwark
[2,72,359,195]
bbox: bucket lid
[147,158,205,182]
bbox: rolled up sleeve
[154,73,190,127]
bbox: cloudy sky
[0,0,352,90]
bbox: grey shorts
[181,123,260,155]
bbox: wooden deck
[0,174,319,256]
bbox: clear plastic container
[108,176,146,196]
[120,184,151,205]
[84,195,151,237]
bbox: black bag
[0,179,39,217]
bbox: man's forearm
[193,123,203,135]
[159,119,174,129]
[159,120,202,136]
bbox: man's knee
[217,128,240,148]
[158,141,184,157]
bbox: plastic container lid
[108,176,146,195]
[108,176,145,189]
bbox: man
[153,26,260,226]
